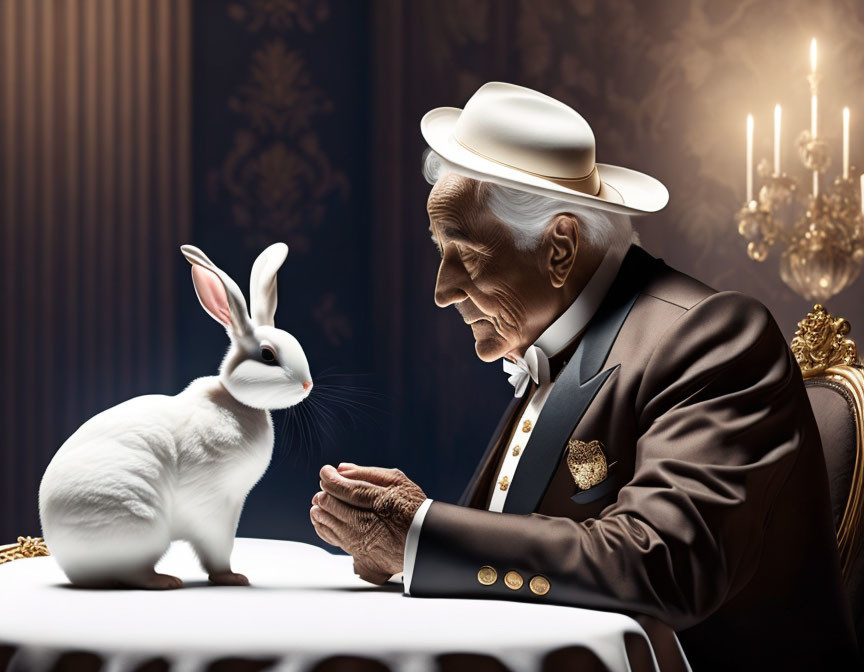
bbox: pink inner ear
[192,265,232,328]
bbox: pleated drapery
[0,0,192,541]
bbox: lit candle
[746,114,754,202]
[843,107,850,180]
[810,38,818,138]
[860,174,864,215]
[774,104,782,174]
[811,37,818,74]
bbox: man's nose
[434,249,470,307]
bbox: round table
[0,538,691,672]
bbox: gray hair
[422,149,637,252]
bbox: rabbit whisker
[308,396,375,428]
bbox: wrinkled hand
[310,463,426,585]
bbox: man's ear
[544,213,579,288]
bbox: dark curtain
[0,0,192,544]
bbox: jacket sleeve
[408,291,810,630]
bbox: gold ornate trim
[793,304,864,580]
[816,366,864,579]
[0,536,50,565]
[792,303,860,376]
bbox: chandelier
[735,39,864,301]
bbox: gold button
[477,566,498,586]
[512,445,522,456]
[498,475,509,491]
[504,570,524,590]
[529,575,550,595]
[522,419,533,433]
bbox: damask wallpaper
[3,0,864,546]
[190,0,372,544]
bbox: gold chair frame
[792,304,864,579]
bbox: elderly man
[310,83,859,670]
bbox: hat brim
[421,107,669,216]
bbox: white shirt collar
[533,240,631,358]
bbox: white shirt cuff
[402,498,433,596]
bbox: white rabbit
[39,243,311,589]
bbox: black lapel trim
[502,245,659,514]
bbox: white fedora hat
[421,82,669,215]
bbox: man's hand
[310,463,426,585]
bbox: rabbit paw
[123,573,184,590]
[209,571,249,586]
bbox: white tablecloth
[0,538,690,672]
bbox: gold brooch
[566,439,608,490]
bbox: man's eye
[261,347,277,363]
[459,246,486,274]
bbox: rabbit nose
[302,381,313,391]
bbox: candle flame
[747,113,754,134]
[844,106,850,123]
[810,38,818,73]
[774,104,782,123]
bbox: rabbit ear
[249,242,288,327]
[181,245,253,338]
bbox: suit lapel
[502,244,659,515]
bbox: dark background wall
[3,0,864,547]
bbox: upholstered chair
[791,304,864,650]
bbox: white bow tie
[503,345,551,397]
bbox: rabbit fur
[39,243,311,589]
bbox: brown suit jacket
[410,244,860,671]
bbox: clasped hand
[310,463,426,585]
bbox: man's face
[427,174,563,362]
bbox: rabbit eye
[261,347,276,363]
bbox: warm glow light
[746,114,754,202]
[843,107,850,180]
[774,104,782,175]
[809,39,819,196]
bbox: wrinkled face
[428,174,563,362]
